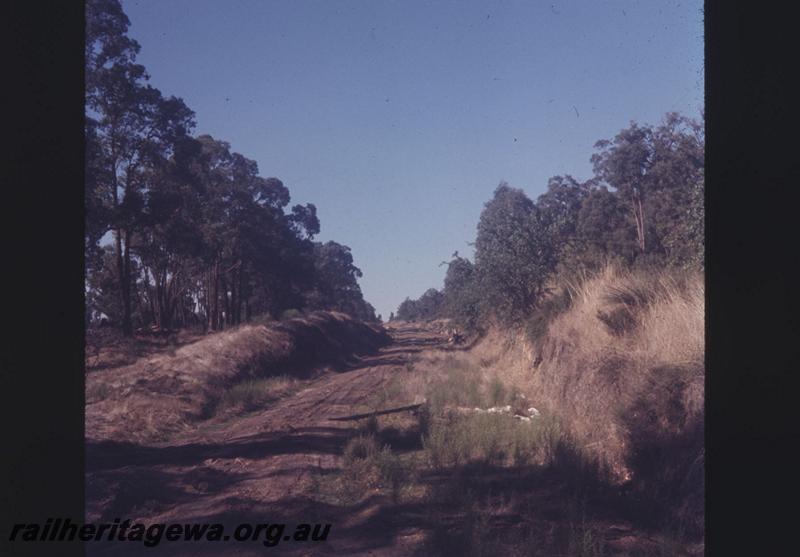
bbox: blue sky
[121,0,703,320]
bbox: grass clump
[324,434,414,505]
[343,434,379,462]
[565,497,607,557]
[216,375,299,413]
[425,357,484,412]
[423,412,552,470]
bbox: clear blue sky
[121,0,703,320]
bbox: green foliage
[590,112,704,266]
[304,241,378,322]
[280,309,304,320]
[85,0,377,333]
[422,413,552,470]
[399,112,703,330]
[442,254,482,331]
[474,183,558,324]
[395,288,445,322]
[327,435,413,505]
[343,434,379,463]
[424,357,484,412]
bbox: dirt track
[86,323,445,556]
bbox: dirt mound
[86,312,390,444]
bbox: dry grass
[506,264,703,535]
[315,290,704,554]
[85,311,390,444]
[213,375,300,414]
[392,264,704,540]
[85,328,206,371]
[315,433,417,506]
[422,412,562,470]
[382,347,566,474]
[527,265,703,475]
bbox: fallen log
[328,403,424,422]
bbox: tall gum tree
[86,0,194,334]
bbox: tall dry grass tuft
[514,264,705,534]
[424,265,705,536]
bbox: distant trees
[395,288,445,322]
[441,253,481,330]
[305,242,379,322]
[85,0,377,333]
[396,112,704,331]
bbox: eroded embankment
[418,266,704,536]
[85,312,390,445]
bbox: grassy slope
[499,265,703,533]
[85,311,390,444]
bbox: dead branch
[328,403,423,422]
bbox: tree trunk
[235,263,244,324]
[211,260,220,331]
[144,266,157,326]
[633,192,646,253]
[117,228,133,336]
[208,269,211,332]
[222,275,229,328]
[154,271,164,329]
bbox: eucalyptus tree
[474,183,557,323]
[306,241,378,322]
[86,0,194,334]
[590,112,704,265]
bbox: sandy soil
[85,322,702,556]
[85,322,443,556]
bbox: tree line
[394,112,704,328]
[85,0,378,335]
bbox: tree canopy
[85,0,378,333]
[396,112,704,330]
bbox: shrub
[343,434,379,463]
[280,308,304,320]
[375,445,409,502]
[487,375,507,407]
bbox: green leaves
[474,183,556,324]
[400,112,703,332]
[85,0,377,331]
[396,289,445,322]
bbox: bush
[343,434,379,463]
[280,308,304,320]
[332,435,412,504]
